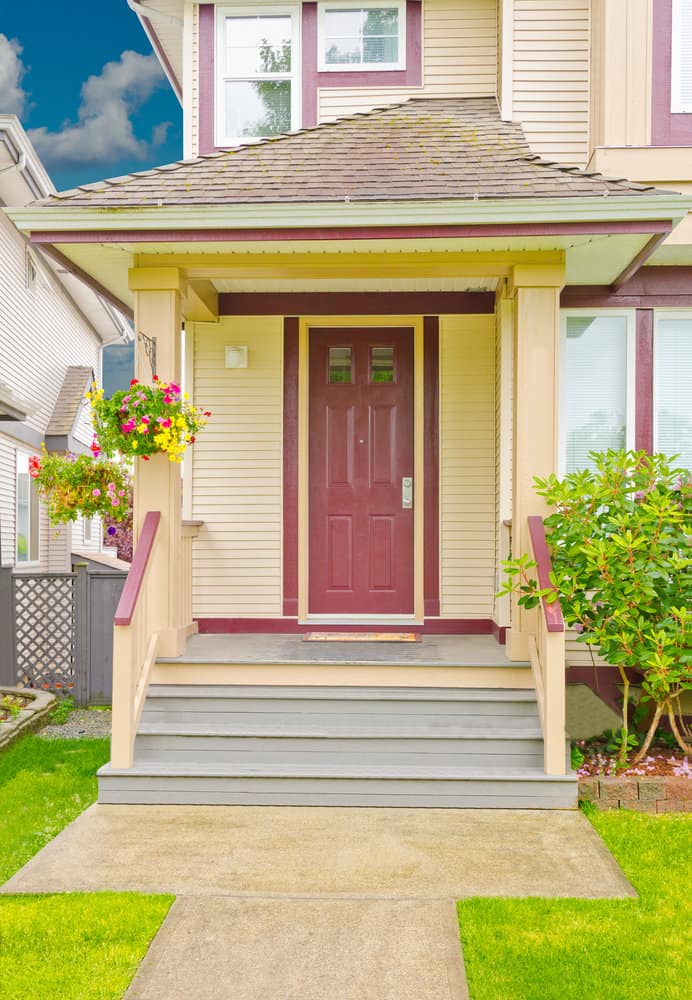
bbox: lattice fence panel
[13,574,76,692]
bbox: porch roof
[34,98,662,208]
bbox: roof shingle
[38,98,659,208]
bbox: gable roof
[36,98,661,209]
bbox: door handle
[402,476,413,509]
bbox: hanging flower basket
[29,449,131,527]
[88,378,211,463]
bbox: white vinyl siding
[318,0,497,120]
[560,313,634,474]
[191,317,283,618]
[439,315,496,618]
[671,0,692,113]
[512,0,590,165]
[654,314,692,470]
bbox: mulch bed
[0,693,31,723]
[575,739,691,779]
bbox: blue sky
[0,2,182,191]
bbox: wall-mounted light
[225,345,248,369]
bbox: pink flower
[118,490,125,497]
[161,418,172,428]
[141,415,150,424]
[107,482,115,493]
[92,488,101,497]
[111,498,119,507]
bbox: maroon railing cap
[114,511,161,626]
[527,515,565,633]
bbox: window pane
[563,316,628,472]
[363,8,399,34]
[371,346,394,382]
[224,80,291,137]
[363,35,398,63]
[17,471,29,563]
[325,10,363,35]
[225,16,291,75]
[328,347,352,383]
[655,318,692,469]
[325,38,362,64]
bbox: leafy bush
[500,450,691,763]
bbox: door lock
[402,477,413,509]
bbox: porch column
[507,263,565,660]
[128,267,186,657]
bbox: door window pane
[328,347,352,383]
[563,316,628,472]
[371,346,394,382]
[224,80,291,138]
[655,317,692,469]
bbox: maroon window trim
[283,318,299,616]
[635,308,654,452]
[198,4,215,154]
[560,266,692,308]
[302,1,422,128]
[652,0,692,144]
[423,317,440,617]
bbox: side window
[318,2,405,71]
[16,453,39,564]
[654,315,692,469]
[671,0,692,113]
[216,6,300,144]
[560,314,632,473]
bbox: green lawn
[0,735,173,1000]
[458,808,692,1000]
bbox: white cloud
[28,50,167,168]
[0,34,29,116]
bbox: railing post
[73,563,90,706]
[0,566,16,686]
[542,628,567,774]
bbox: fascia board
[7,195,692,233]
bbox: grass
[0,736,173,999]
[457,807,692,1000]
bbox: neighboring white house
[0,116,130,571]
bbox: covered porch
[9,97,688,803]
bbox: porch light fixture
[225,346,248,369]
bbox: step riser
[98,777,576,809]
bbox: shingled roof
[39,98,658,208]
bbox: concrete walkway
[2,806,635,999]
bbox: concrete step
[98,761,577,808]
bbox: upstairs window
[318,2,405,71]
[216,6,300,145]
[671,0,692,112]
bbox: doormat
[303,632,421,642]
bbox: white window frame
[558,310,636,477]
[652,308,692,461]
[15,452,40,566]
[318,0,406,73]
[671,0,692,113]
[215,3,301,147]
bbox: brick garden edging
[579,775,692,813]
[0,688,56,751]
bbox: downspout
[500,0,514,122]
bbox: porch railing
[526,515,567,775]
[110,511,161,769]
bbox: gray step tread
[146,685,538,703]
[100,761,575,783]
[136,723,545,740]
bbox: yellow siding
[191,317,283,618]
[439,315,496,618]
[512,0,590,166]
[319,0,497,121]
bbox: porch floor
[160,633,526,668]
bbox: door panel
[309,327,414,614]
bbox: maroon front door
[309,328,415,615]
